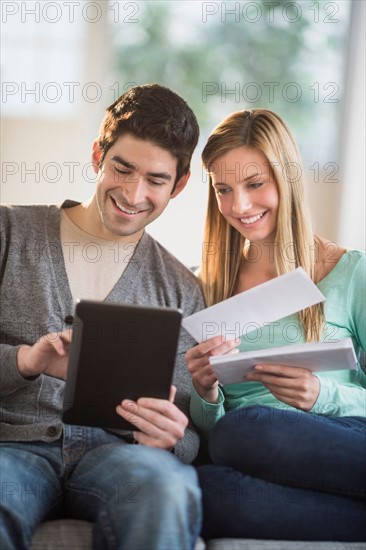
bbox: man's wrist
[16,345,35,378]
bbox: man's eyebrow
[148,171,172,181]
[111,155,136,170]
[111,155,172,181]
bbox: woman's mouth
[239,211,267,225]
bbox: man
[0,84,204,549]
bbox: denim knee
[0,444,62,550]
[209,406,267,459]
[93,446,202,549]
[130,446,201,505]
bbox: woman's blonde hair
[200,109,323,342]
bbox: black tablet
[62,300,182,430]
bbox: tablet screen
[62,300,182,430]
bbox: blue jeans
[198,406,366,541]
[0,425,201,550]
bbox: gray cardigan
[0,201,205,463]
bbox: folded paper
[209,338,357,385]
[182,268,325,343]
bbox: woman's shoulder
[314,237,346,281]
[315,237,364,283]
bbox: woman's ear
[91,140,102,174]
[170,171,190,199]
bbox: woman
[186,109,366,542]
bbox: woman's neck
[234,241,278,294]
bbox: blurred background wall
[1,0,365,266]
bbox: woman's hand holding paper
[246,363,321,411]
[185,336,239,403]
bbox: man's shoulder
[1,204,63,251]
[143,232,200,284]
[1,203,58,226]
[134,233,205,315]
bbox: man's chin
[98,217,143,240]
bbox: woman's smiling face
[211,146,279,244]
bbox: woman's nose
[231,190,252,214]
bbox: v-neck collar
[46,200,149,315]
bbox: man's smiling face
[91,133,188,242]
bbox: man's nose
[122,177,146,205]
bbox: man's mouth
[240,211,267,225]
[113,198,143,215]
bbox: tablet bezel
[62,300,182,430]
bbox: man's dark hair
[97,84,199,187]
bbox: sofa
[31,519,366,550]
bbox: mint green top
[190,250,366,437]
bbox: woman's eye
[215,188,230,195]
[248,182,263,189]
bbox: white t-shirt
[60,210,137,302]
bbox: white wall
[337,0,366,251]
[1,1,365,268]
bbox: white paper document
[210,338,358,385]
[182,268,325,343]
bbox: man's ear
[170,171,190,199]
[91,140,102,174]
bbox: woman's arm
[186,336,238,436]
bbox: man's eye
[114,167,131,175]
[149,180,165,186]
